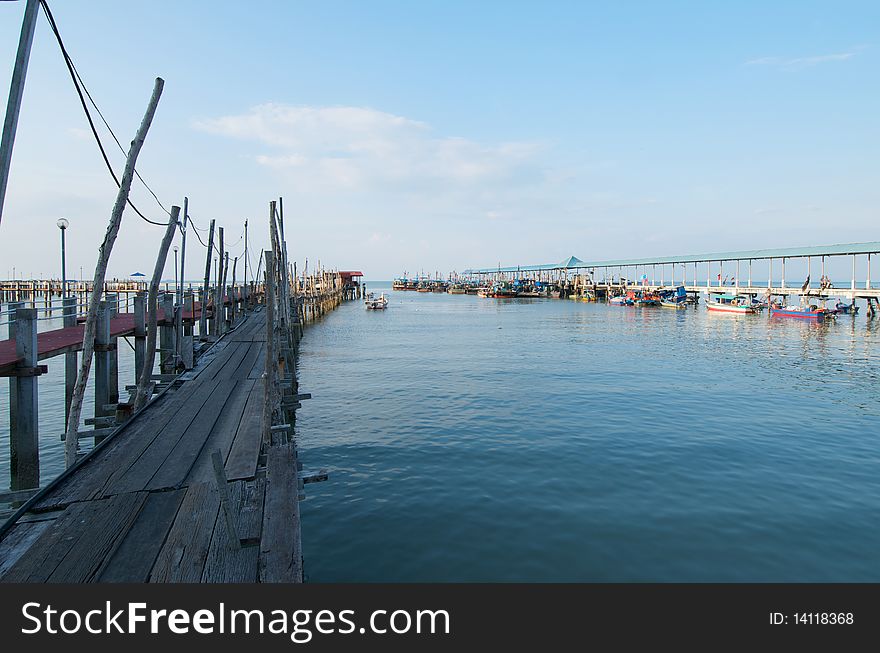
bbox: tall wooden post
[179,196,188,305]
[213,227,225,336]
[230,256,238,325]
[200,219,215,340]
[133,206,180,411]
[0,0,40,227]
[64,77,164,467]
[263,250,275,444]
[220,252,229,333]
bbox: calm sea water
[297,283,880,581]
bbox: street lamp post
[57,217,69,298]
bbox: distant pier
[450,241,880,312]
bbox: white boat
[706,292,756,314]
[364,292,388,310]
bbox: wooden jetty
[0,200,354,582]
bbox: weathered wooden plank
[108,378,226,495]
[259,444,302,583]
[32,387,187,510]
[230,341,262,381]
[149,482,220,582]
[201,478,265,582]
[1,501,94,582]
[197,341,242,381]
[210,341,250,380]
[0,521,51,578]
[2,492,146,582]
[247,342,266,379]
[185,378,255,485]
[224,384,264,481]
[142,379,238,492]
[96,488,186,582]
[47,492,148,582]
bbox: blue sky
[0,0,877,280]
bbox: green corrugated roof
[462,241,880,275]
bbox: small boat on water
[492,281,518,298]
[706,292,756,314]
[835,301,859,315]
[364,292,388,310]
[476,287,492,298]
[659,286,688,308]
[609,295,633,306]
[769,303,832,320]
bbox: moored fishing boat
[659,286,688,308]
[769,303,832,320]
[706,292,756,314]
[609,295,633,306]
[492,281,518,298]
[364,292,389,310]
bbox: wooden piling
[94,301,111,422]
[133,291,146,384]
[9,307,38,490]
[106,292,119,406]
[6,301,23,440]
[159,292,174,374]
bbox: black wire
[70,59,171,216]
[40,0,171,227]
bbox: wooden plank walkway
[0,304,203,375]
[0,308,303,583]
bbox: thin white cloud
[746,52,855,68]
[193,104,542,191]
